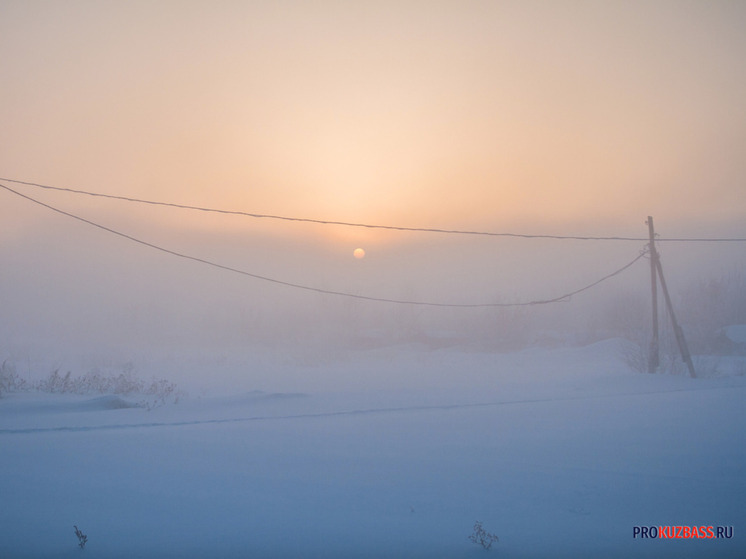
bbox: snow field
[2,340,744,558]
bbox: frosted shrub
[0,360,183,407]
[0,360,27,397]
[469,520,499,550]
[677,272,746,353]
[619,335,650,374]
[37,367,183,403]
[38,369,74,393]
[0,360,13,397]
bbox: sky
[1,1,746,359]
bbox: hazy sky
[3,1,745,231]
[1,1,746,356]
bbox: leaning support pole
[647,217,659,374]
[653,255,697,378]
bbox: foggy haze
[2,4,746,556]
[2,181,744,393]
[3,0,745,379]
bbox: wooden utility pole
[647,217,659,374]
[654,256,697,378]
[646,216,696,378]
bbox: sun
[353,248,366,259]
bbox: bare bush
[469,520,499,550]
[73,525,88,549]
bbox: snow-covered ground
[2,339,744,558]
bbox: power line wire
[3,177,626,239]
[0,182,647,308]
[5,177,743,242]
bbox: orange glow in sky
[3,1,746,363]
[1,1,745,244]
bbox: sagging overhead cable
[4,177,745,242]
[0,181,647,308]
